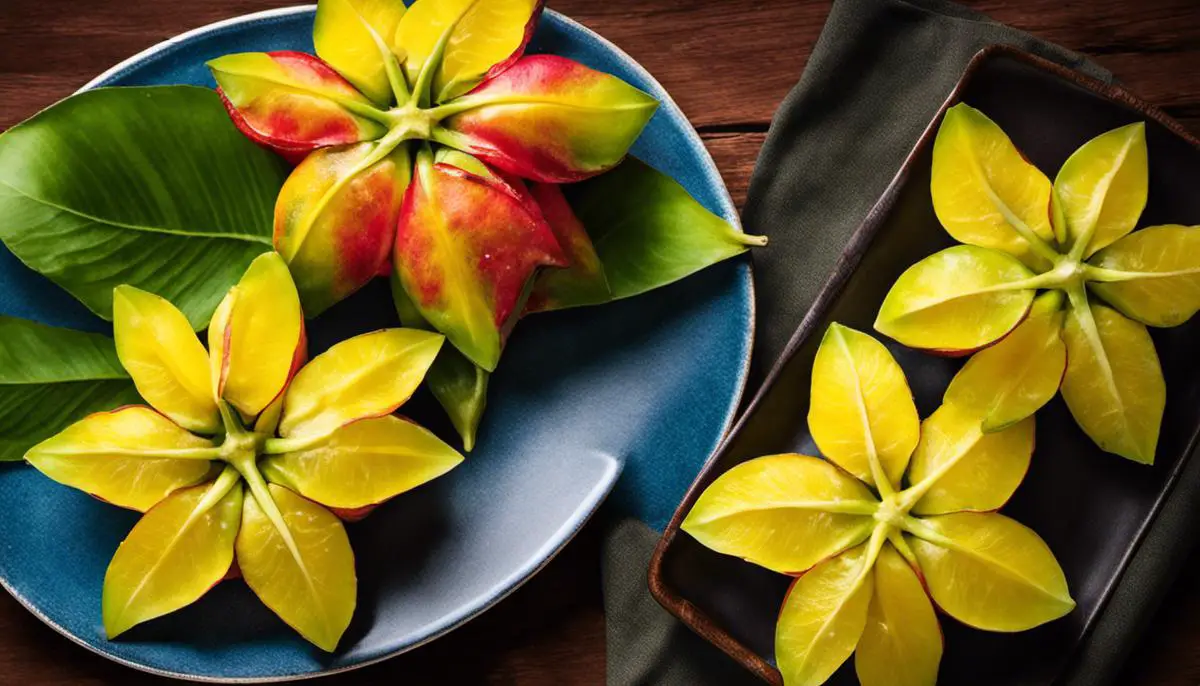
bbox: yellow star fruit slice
[262,414,463,510]
[25,406,215,511]
[103,471,242,637]
[279,328,443,440]
[808,323,919,490]
[209,251,306,420]
[854,543,942,686]
[1054,122,1148,258]
[681,453,876,574]
[1089,224,1200,327]
[909,512,1075,632]
[113,285,218,434]
[931,103,1055,266]
[237,483,356,652]
[776,542,875,686]
[1061,297,1164,463]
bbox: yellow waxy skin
[931,103,1055,267]
[313,0,408,105]
[880,109,1180,465]
[682,325,1074,686]
[1054,123,1148,258]
[209,251,306,419]
[1061,299,1164,464]
[263,414,463,510]
[875,245,1036,353]
[681,454,876,575]
[855,544,942,686]
[808,323,919,489]
[24,252,462,651]
[943,291,1066,432]
[279,328,444,440]
[909,513,1075,632]
[1089,224,1200,327]
[776,542,875,686]
[395,0,541,102]
[25,406,215,512]
[113,285,219,434]
[238,483,357,652]
[104,474,243,638]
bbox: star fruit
[682,323,1074,686]
[24,252,463,651]
[876,103,1199,464]
[208,0,659,374]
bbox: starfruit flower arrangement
[876,103,1200,464]
[23,252,463,651]
[207,0,658,371]
[682,324,1074,686]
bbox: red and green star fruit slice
[443,55,658,182]
[313,0,408,106]
[208,51,386,162]
[24,406,216,512]
[236,483,356,652]
[907,512,1075,632]
[931,103,1057,267]
[905,403,1035,516]
[1088,224,1200,327]
[209,252,307,421]
[113,285,218,434]
[263,414,463,510]
[1054,122,1148,259]
[874,245,1037,354]
[776,541,876,686]
[391,274,489,451]
[854,543,942,686]
[1060,295,1164,463]
[525,182,610,313]
[103,470,242,638]
[274,141,411,316]
[681,453,876,575]
[392,149,567,371]
[943,290,1066,432]
[808,323,919,490]
[395,0,542,103]
[279,328,444,440]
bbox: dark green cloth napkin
[602,0,1119,683]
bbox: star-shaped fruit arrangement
[876,104,1200,463]
[25,252,463,651]
[682,324,1074,686]
[208,0,658,371]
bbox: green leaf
[1088,224,1200,327]
[1061,292,1164,463]
[560,158,766,307]
[103,471,242,637]
[0,317,140,462]
[392,276,488,451]
[0,86,289,329]
[237,482,356,652]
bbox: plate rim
[1,4,756,683]
[647,42,1200,685]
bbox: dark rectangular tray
[649,45,1200,686]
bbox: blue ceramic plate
[0,5,753,682]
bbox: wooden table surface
[2,0,1199,683]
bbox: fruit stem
[197,465,243,512]
[374,32,411,105]
[895,423,984,511]
[407,20,457,109]
[887,529,920,567]
[1083,264,1200,283]
[262,433,329,455]
[898,515,956,548]
[218,401,247,438]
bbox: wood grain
[0,0,1198,684]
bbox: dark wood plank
[0,1,1198,684]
